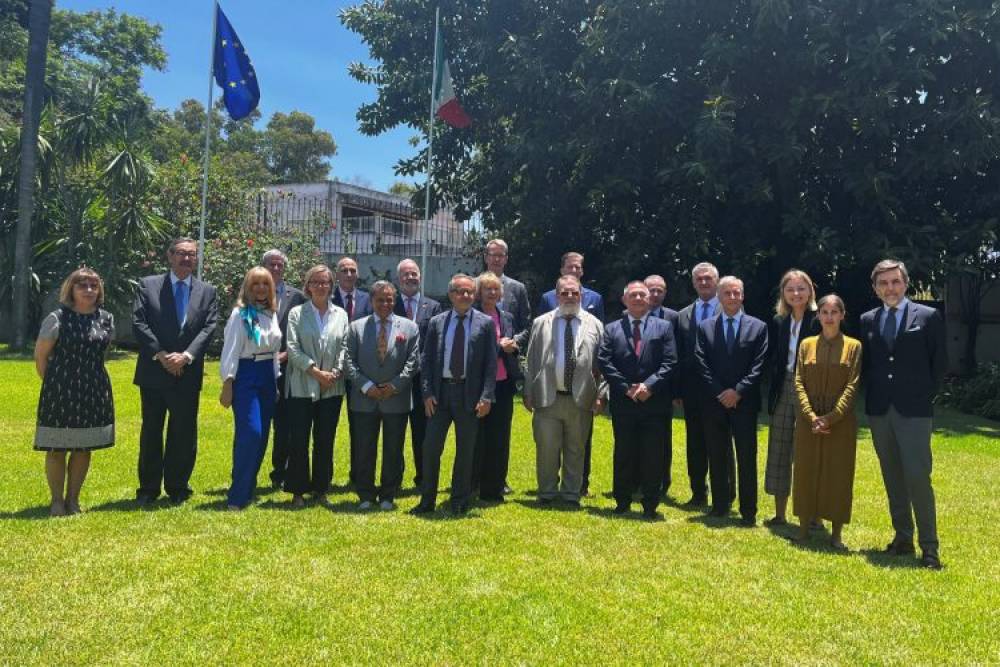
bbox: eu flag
[213,4,260,120]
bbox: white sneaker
[358,501,374,510]
[379,500,396,511]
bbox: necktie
[406,298,415,320]
[450,314,466,379]
[345,293,354,320]
[726,317,736,353]
[632,319,643,356]
[174,280,187,329]
[563,315,576,390]
[700,301,711,324]
[377,318,389,362]
[882,306,898,350]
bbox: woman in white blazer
[284,264,349,506]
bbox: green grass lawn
[1,351,998,665]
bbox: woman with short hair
[219,266,282,510]
[33,268,116,516]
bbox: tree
[342,1,1000,321]
[262,111,336,183]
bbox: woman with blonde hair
[219,266,282,510]
[33,267,115,516]
[792,294,861,549]
[764,268,818,526]
[283,264,349,507]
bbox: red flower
[395,333,406,344]
[247,238,255,248]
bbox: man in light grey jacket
[524,275,605,506]
[345,281,420,510]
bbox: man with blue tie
[675,262,730,507]
[132,238,218,504]
[598,281,677,519]
[861,259,947,570]
[411,274,497,516]
[694,276,768,526]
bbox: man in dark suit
[645,274,680,497]
[262,248,306,488]
[538,251,605,322]
[411,274,497,515]
[332,255,373,486]
[346,281,421,511]
[694,275,768,526]
[485,239,532,349]
[132,237,218,504]
[861,259,947,570]
[537,251,605,495]
[598,280,677,519]
[675,261,731,507]
[393,258,442,487]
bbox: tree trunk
[11,0,53,350]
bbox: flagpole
[197,0,219,281]
[421,7,440,277]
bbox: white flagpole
[421,7,440,277]
[197,0,219,280]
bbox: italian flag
[433,29,471,128]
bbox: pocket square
[907,326,922,332]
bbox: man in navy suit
[332,255,373,486]
[393,258,442,488]
[538,251,605,495]
[598,281,677,519]
[861,259,947,570]
[538,252,605,322]
[132,238,218,504]
[262,248,307,489]
[695,276,768,526]
[411,274,497,515]
[645,274,680,497]
[675,262,732,507]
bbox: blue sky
[59,0,417,191]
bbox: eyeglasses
[172,250,197,259]
[309,280,332,287]
[485,252,507,259]
[557,290,581,297]
[74,281,100,291]
[450,289,475,297]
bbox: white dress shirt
[219,306,282,380]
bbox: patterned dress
[34,306,115,451]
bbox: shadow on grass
[88,498,151,513]
[685,512,751,530]
[859,548,926,570]
[0,505,52,520]
[512,498,585,513]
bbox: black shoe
[708,506,730,518]
[168,494,190,505]
[450,502,469,515]
[763,516,788,527]
[479,494,504,504]
[683,496,708,508]
[613,503,630,515]
[642,508,659,520]
[537,497,555,506]
[920,552,943,570]
[565,498,581,508]
[135,494,155,507]
[409,502,435,515]
[740,516,756,527]
[884,539,916,556]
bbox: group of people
[32,237,948,570]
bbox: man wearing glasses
[132,238,218,505]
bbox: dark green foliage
[939,362,1000,420]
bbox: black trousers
[682,394,735,502]
[345,383,358,485]
[352,410,408,503]
[421,382,480,509]
[635,405,675,496]
[285,395,343,496]
[472,379,514,498]
[610,398,667,512]
[137,386,200,500]
[406,376,428,486]
[269,369,291,485]
[703,400,758,519]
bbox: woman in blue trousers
[219,266,283,510]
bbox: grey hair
[623,280,649,295]
[448,273,474,292]
[691,262,719,282]
[262,248,288,265]
[369,280,397,298]
[485,239,508,254]
[397,258,420,275]
[717,275,744,293]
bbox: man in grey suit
[346,281,420,511]
[411,274,497,515]
[523,275,605,506]
[861,259,947,570]
[485,238,531,349]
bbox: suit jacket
[132,273,218,391]
[676,300,721,399]
[524,309,604,410]
[393,293,442,349]
[598,314,677,414]
[276,284,306,354]
[332,288,373,321]
[766,311,818,414]
[421,308,497,411]
[345,314,420,414]
[539,286,605,322]
[694,312,769,411]
[475,306,523,382]
[500,274,532,348]
[284,301,349,400]
[860,301,947,418]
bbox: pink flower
[395,333,406,344]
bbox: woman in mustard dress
[791,294,861,549]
